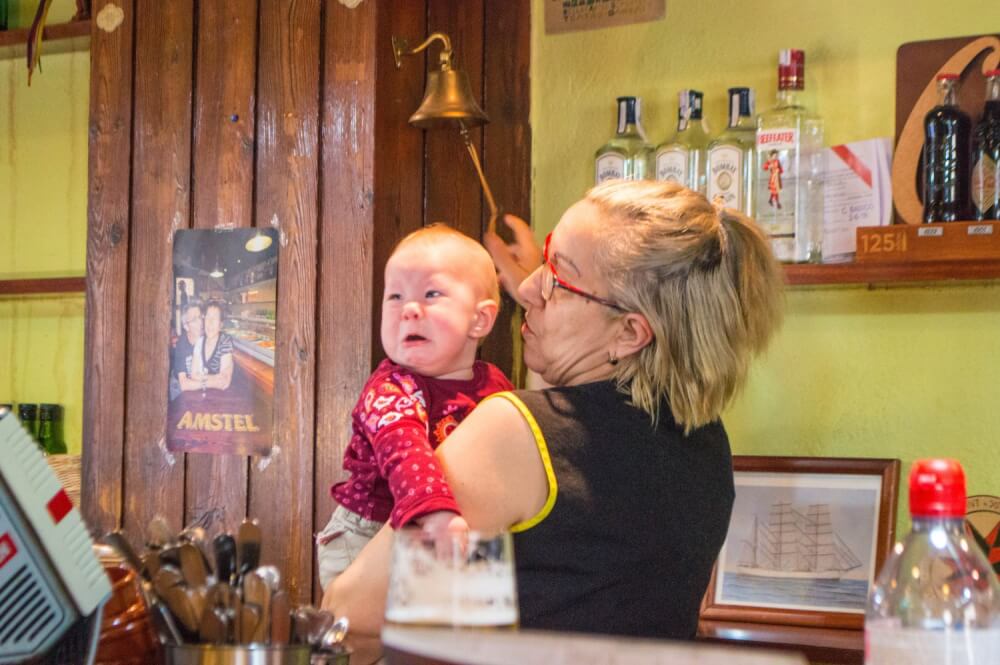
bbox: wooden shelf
[0,277,86,295]
[785,258,1000,286]
[0,19,90,61]
[698,620,862,665]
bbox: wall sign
[545,0,665,35]
[167,229,279,456]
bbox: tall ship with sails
[737,502,862,580]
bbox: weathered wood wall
[82,0,530,604]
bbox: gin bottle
[707,87,756,216]
[655,90,710,192]
[923,73,972,222]
[594,96,653,184]
[972,69,1000,220]
[756,49,825,263]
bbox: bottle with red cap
[923,73,972,222]
[972,69,1000,220]
[755,48,825,264]
[865,459,1000,664]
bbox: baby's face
[381,241,485,380]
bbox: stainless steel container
[165,644,312,665]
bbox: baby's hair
[393,224,501,306]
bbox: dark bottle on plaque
[922,73,972,222]
[594,96,653,185]
[972,69,1000,220]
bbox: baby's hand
[417,511,469,561]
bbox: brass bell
[393,32,499,233]
[409,67,489,129]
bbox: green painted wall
[530,0,1000,533]
[1,0,88,453]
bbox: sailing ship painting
[738,502,862,580]
[716,476,881,614]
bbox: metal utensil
[269,590,290,645]
[242,571,271,644]
[213,533,237,585]
[236,519,262,583]
[255,564,281,592]
[101,531,145,576]
[319,616,349,650]
[147,515,173,549]
[179,542,209,588]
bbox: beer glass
[384,527,518,629]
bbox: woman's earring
[608,351,619,366]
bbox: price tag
[918,226,944,237]
[968,225,994,236]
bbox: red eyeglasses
[541,233,626,312]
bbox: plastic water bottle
[866,459,1000,664]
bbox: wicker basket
[47,453,82,506]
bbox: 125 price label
[860,230,908,255]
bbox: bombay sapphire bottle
[655,90,710,193]
[594,96,653,185]
[707,87,756,216]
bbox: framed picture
[701,456,900,629]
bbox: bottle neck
[776,88,802,108]
[988,76,1000,103]
[910,515,966,534]
[938,80,959,107]
[730,114,755,130]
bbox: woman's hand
[483,214,542,306]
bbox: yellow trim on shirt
[482,391,557,532]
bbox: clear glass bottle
[866,459,1000,664]
[972,69,1000,221]
[594,96,653,185]
[707,87,756,216]
[923,73,973,223]
[655,90,710,192]
[755,49,825,263]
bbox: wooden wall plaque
[892,34,1000,225]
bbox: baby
[317,224,514,590]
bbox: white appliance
[0,412,110,664]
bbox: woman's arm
[204,352,233,390]
[322,394,548,634]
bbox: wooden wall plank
[122,0,194,544]
[82,0,135,534]
[250,0,321,604]
[313,0,378,600]
[370,0,427,367]
[480,0,532,381]
[423,0,484,241]
[184,0,258,535]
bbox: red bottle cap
[936,73,960,81]
[909,458,967,518]
[778,49,805,91]
[985,69,1000,77]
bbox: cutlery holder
[165,644,311,665]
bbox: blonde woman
[325,180,784,640]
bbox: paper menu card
[822,137,894,263]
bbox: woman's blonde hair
[585,180,784,433]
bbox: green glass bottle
[38,403,67,454]
[0,0,9,31]
[18,403,39,441]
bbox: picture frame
[701,456,901,630]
